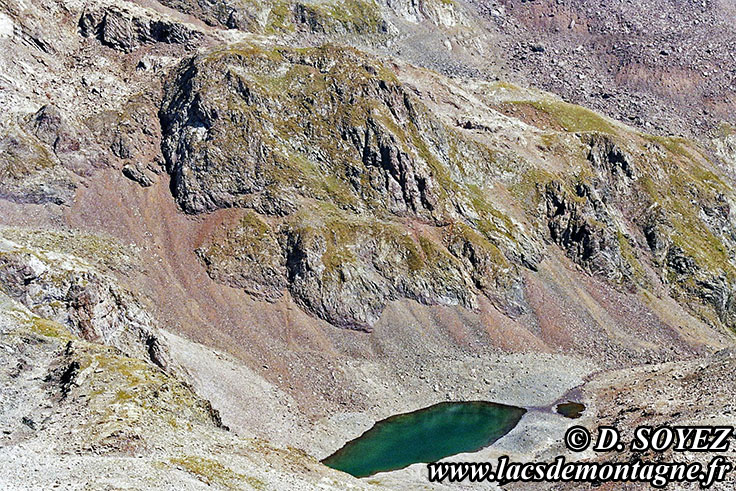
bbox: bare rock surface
[1,0,736,489]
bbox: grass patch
[0,126,56,180]
[0,227,135,272]
[170,456,244,488]
[506,99,618,134]
[26,316,72,340]
[644,134,698,161]
[616,230,648,285]
[295,0,386,35]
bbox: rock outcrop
[0,104,102,205]
[543,179,632,283]
[79,6,201,52]
[0,233,171,370]
[161,43,537,330]
[520,129,736,330]
[159,41,736,333]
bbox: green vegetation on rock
[163,40,736,333]
[505,99,619,134]
[163,43,537,329]
[170,456,245,488]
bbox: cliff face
[2,0,736,488]
[159,43,538,330]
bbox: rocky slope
[159,38,736,336]
[160,42,540,329]
[146,0,736,139]
[1,0,736,489]
[0,290,370,490]
[0,229,172,368]
[469,0,736,138]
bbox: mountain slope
[1,0,736,489]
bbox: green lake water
[556,401,585,419]
[321,401,526,478]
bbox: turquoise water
[321,401,526,477]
